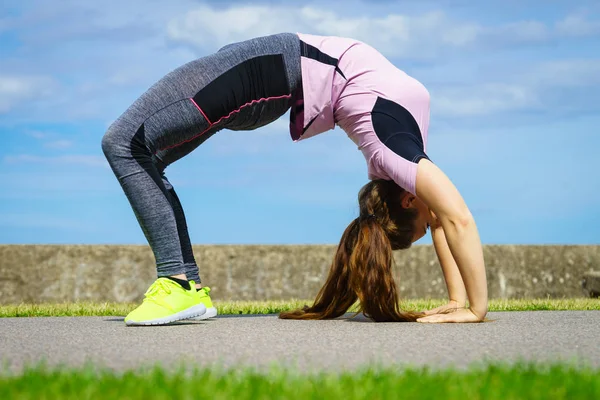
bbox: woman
[102,32,488,326]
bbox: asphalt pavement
[1,311,599,372]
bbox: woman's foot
[124,278,206,326]
[191,286,218,320]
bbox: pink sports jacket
[289,33,431,195]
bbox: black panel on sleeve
[300,41,347,80]
[371,96,430,164]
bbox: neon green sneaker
[191,286,218,320]
[125,278,206,326]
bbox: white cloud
[167,5,297,49]
[21,130,75,149]
[0,75,57,113]
[44,140,74,149]
[24,130,48,139]
[4,154,108,168]
[1,1,599,126]
[0,169,118,200]
[425,58,600,118]
[527,59,600,87]
[556,12,600,37]
[0,213,96,231]
[0,17,9,33]
[166,6,481,58]
[433,83,540,117]
[491,20,549,43]
[166,4,600,58]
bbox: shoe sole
[125,304,207,326]
[190,307,218,321]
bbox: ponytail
[351,218,422,322]
[280,218,423,322]
[279,219,360,320]
[279,179,423,322]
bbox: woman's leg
[102,98,216,282]
[101,33,301,324]
[160,171,203,285]
[101,97,216,325]
[141,32,302,285]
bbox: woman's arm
[414,159,488,322]
[422,214,468,315]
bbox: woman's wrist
[469,304,488,320]
[449,298,486,320]
[448,298,466,307]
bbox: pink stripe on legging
[189,97,212,125]
[158,95,292,152]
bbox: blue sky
[1,0,599,245]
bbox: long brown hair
[279,180,424,322]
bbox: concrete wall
[0,245,598,304]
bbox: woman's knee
[102,121,123,157]
[101,119,140,159]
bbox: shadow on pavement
[103,317,202,326]
[216,314,276,319]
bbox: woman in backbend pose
[102,33,488,326]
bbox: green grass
[0,298,598,317]
[1,363,598,399]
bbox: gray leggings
[101,33,302,282]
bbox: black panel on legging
[192,54,290,125]
[371,96,430,164]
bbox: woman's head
[357,179,431,248]
[279,179,428,322]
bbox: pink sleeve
[369,146,421,195]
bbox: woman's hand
[421,300,465,316]
[417,308,483,323]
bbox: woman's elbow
[440,209,474,233]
